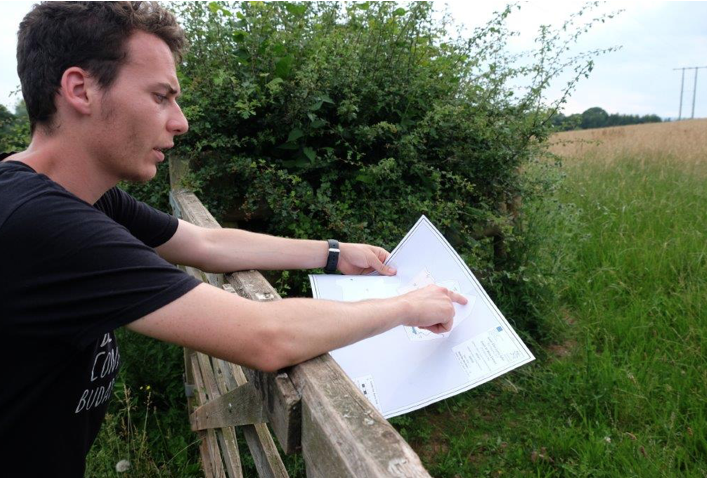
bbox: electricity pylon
[674,66,707,120]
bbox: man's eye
[154,94,167,103]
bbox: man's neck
[11,134,118,204]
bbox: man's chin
[123,167,157,184]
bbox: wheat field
[548,118,707,166]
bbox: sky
[1,1,706,119]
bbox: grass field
[399,119,707,476]
[87,119,707,476]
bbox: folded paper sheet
[309,216,534,418]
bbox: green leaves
[208,1,231,16]
[355,171,375,184]
[303,146,316,162]
[283,2,307,16]
[232,30,247,42]
[275,54,295,79]
[287,128,304,143]
[308,94,334,112]
[212,69,227,86]
[265,77,284,93]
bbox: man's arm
[155,219,396,275]
[126,282,466,372]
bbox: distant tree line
[551,107,663,131]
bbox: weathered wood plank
[210,358,245,477]
[218,427,243,478]
[241,367,302,456]
[173,190,302,454]
[222,280,302,455]
[183,347,197,412]
[191,353,227,478]
[195,353,243,477]
[191,382,267,430]
[168,155,190,193]
[182,255,291,474]
[290,356,431,478]
[214,358,289,478]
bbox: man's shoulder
[0,161,99,231]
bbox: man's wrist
[324,239,340,274]
[391,294,412,327]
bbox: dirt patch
[415,433,450,464]
[547,340,577,359]
[561,307,576,326]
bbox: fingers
[376,247,392,265]
[445,289,468,305]
[423,284,468,306]
[371,247,396,276]
[409,285,459,334]
[372,258,396,276]
[419,318,453,334]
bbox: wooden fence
[168,157,431,477]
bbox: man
[0,2,466,475]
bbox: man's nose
[168,103,189,136]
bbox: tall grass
[396,125,707,476]
[550,153,707,475]
[86,384,202,477]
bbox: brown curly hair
[17,2,187,135]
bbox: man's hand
[338,243,397,276]
[398,284,468,334]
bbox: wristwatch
[324,239,340,274]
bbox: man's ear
[58,67,95,117]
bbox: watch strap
[324,239,340,274]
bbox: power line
[673,66,707,120]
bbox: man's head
[17,1,186,136]
[17,2,190,184]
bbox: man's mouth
[153,144,174,153]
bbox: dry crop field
[549,117,707,165]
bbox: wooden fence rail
[169,157,431,477]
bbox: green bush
[0,101,31,153]
[127,1,614,334]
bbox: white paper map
[309,216,535,418]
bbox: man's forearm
[128,282,464,372]
[128,283,412,372]
[202,228,329,273]
[159,220,392,276]
[258,296,409,370]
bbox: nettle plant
[133,1,616,331]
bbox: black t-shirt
[0,157,201,477]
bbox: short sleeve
[94,187,178,248]
[0,189,201,348]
